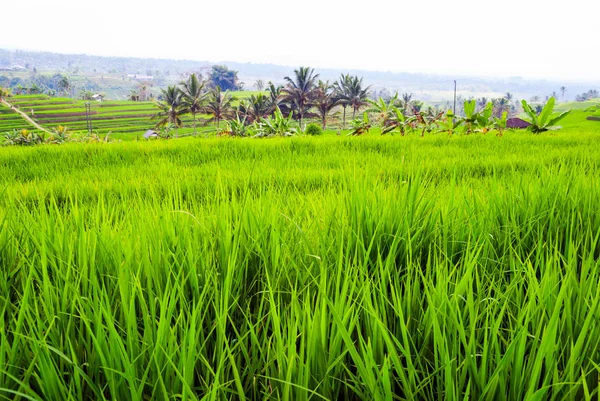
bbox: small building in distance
[506,118,531,129]
[92,94,104,102]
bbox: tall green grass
[0,132,599,400]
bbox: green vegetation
[0,126,599,399]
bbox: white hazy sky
[2,0,599,82]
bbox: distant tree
[280,66,319,130]
[313,80,339,129]
[345,75,371,119]
[560,86,567,101]
[530,95,541,103]
[254,79,265,91]
[477,97,488,110]
[204,86,235,128]
[241,93,273,122]
[57,75,72,96]
[333,74,352,128]
[179,73,208,136]
[401,93,413,113]
[152,85,185,136]
[209,65,239,91]
[0,87,11,103]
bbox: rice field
[0,121,600,400]
[0,92,262,140]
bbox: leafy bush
[304,123,323,136]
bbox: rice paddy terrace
[0,95,215,139]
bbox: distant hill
[1,48,598,102]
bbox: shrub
[305,123,323,136]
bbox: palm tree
[254,79,265,91]
[333,74,352,129]
[179,73,207,136]
[313,80,339,129]
[345,75,370,120]
[477,97,488,110]
[280,66,319,130]
[401,93,413,113]
[241,93,273,122]
[560,86,567,101]
[204,86,235,129]
[152,85,185,136]
[504,92,514,103]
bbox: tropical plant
[253,79,265,91]
[333,74,352,129]
[204,86,235,129]
[152,86,185,136]
[413,108,443,137]
[401,93,413,113]
[242,93,273,122]
[313,80,338,129]
[366,93,400,128]
[179,73,207,136]
[348,112,371,136]
[345,75,370,120]
[280,66,319,130]
[560,86,567,101]
[494,111,508,136]
[47,125,71,144]
[521,97,571,133]
[2,129,45,146]
[475,102,494,134]
[253,107,297,138]
[219,115,248,137]
[436,111,462,135]
[381,107,413,136]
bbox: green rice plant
[0,130,598,400]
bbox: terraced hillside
[0,95,215,140]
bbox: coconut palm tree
[345,75,371,120]
[401,93,413,113]
[253,79,265,91]
[179,73,207,136]
[560,86,567,101]
[152,85,185,136]
[333,74,352,129]
[313,80,339,130]
[280,66,319,130]
[240,93,273,122]
[204,86,235,129]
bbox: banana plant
[462,99,478,134]
[348,112,371,136]
[475,103,494,134]
[253,107,297,138]
[521,97,571,133]
[219,115,248,137]
[381,107,412,136]
[494,111,508,136]
[436,111,462,135]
